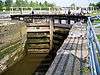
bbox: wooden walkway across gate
[46,22,89,75]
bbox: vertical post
[50,18,54,50]
[58,8,60,14]
[59,19,61,24]
[12,7,13,15]
[10,7,13,15]
[96,8,97,14]
[91,6,92,12]
[49,7,51,14]
[92,6,93,12]
[10,7,12,15]
[68,18,70,24]
[21,7,23,14]
[33,18,34,23]
[66,20,68,24]
[40,7,41,14]
[68,9,71,24]
[93,7,94,12]
[75,6,77,10]
[54,7,56,14]
[31,7,33,12]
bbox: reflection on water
[1,53,54,75]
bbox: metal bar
[87,22,97,75]
[87,17,100,75]
[88,17,100,55]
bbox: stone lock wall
[0,20,27,73]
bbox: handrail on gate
[87,16,100,75]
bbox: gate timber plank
[46,22,89,75]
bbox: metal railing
[87,16,100,75]
[8,6,95,15]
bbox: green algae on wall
[0,20,27,74]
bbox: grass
[96,35,100,42]
[0,39,22,50]
[95,35,100,65]
[94,19,100,28]
[94,19,100,23]
[97,54,100,64]
[81,67,90,73]
[95,26,100,28]
[86,10,100,16]
[0,42,22,59]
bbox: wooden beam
[49,19,54,50]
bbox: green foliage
[0,0,4,10]
[97,54,100,64]
[80,67,90,73]
[5,0,13,10]
[89,3,96,7]
[16,0,24,7]
[94,19,100,23]
[0,42,21,59]
[29,1,55,8]
[97,35,100,42]
[0,0,55,11]
[71,3,75,7]
[89,2,100,9]
[15,0,29,7]
[95,26,100,28]
[87,10,100,16]
[96,2,100,9]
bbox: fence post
[49,18,54,50]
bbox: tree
[89,3,96,10]
[44,1,48,6]
[30,1,33,7]
[35,1,38,6]
[16,0,23,7]
[0,0,56,10]
[96,2,100,9]
[89,3,95,6]
[89,3,96,8]
[5,0,13,9]
[0,0,3,6]
[71,3,76,10]
[22,0,29,7]
[39,2,42,7]
[0,0,4,10]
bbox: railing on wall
[87,16,100,75]
[9,6,95,15]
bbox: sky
[2,0,100,7]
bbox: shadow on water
[0,29,69,75]
[0,49,57,75]
[0,36,67,75]
[32,51,56,75]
